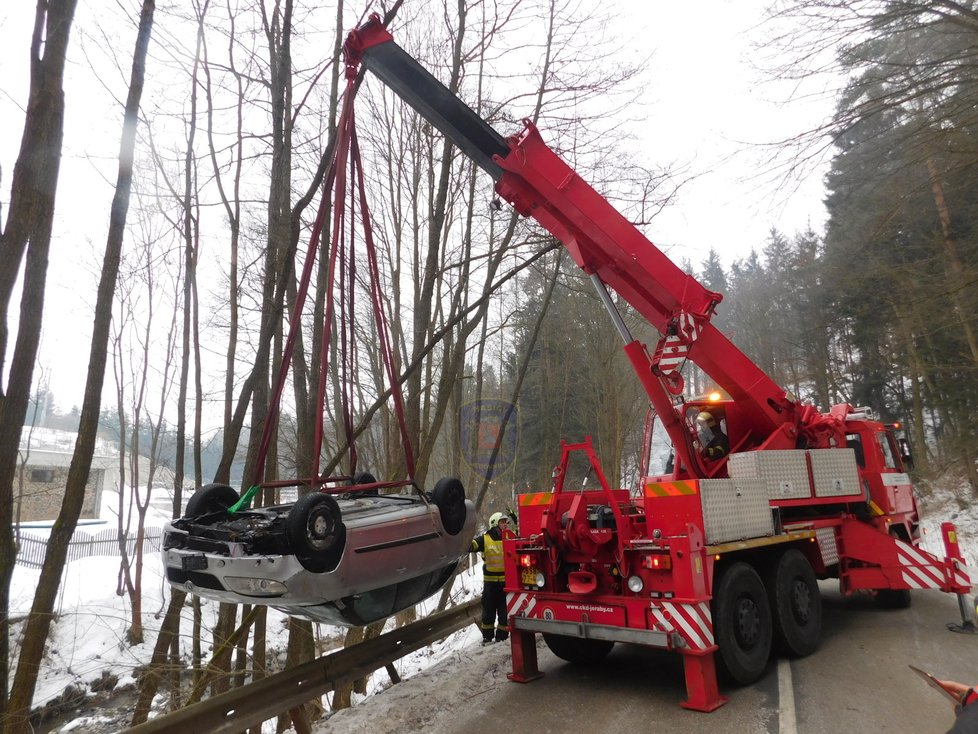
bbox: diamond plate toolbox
[809,448,861,498]
[727,450,812,500]
[699,478,774,544]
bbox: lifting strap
[250,59,416,492]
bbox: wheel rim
[791,578,811,624]
[307,509,334,549]
[735,595,761,648]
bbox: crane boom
[344,15,814,475]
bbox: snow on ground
[915,476,978,568]
[10,476,978,733]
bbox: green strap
[228,485,261,514]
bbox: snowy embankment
[9,491,484,733]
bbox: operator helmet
[488,511,507,529]
[696,411,716,427]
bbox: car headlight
[223,576,287,597]
[627,575,644,593]
[534,570,545,588]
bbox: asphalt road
[321,585,978,733]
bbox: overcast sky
[619,2,835,266]
[0,2,837,410]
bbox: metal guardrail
[122,598,481,734]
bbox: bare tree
[4,3,156,730]
[0,0,80,720]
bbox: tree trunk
[0,1,79,716]
[5,4,154,729]
[925,155,978,365]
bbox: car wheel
[352,471,378,496]
[185,484,239,517]
[542,633,614,664]
[713,561,772,684]
[287,493,345,573]
[767,549,822,657]
[431,477,467,535]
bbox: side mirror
[898,438,914,471]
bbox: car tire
[288,493,346,573]
[713,561,772,684]
[431,477,467,535]
[185,484,239,517]
[767,549,822,657]
[542,633,614,664]
[352,471,379,496]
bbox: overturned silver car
[162,475,475,626]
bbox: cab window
[875,431,898,469]
[845,434,865,468]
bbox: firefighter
[471,511,510,645]
[936,679,978,733]
[695,410,730,461]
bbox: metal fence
[15,527,163,569]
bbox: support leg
[679,651,727,712]
[506,628,543,683]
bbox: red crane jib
[343,13,847,469]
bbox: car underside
[162,477,475,626]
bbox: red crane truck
[343,15,973,711]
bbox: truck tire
[876,528,912,609]
[875,588,912,609]
[542,633,614,664]
[287,493,346,573]
[713,562,772,684]
[767,549,822,657]
[185,483,239,518]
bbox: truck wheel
[767,549,822,657]
[713,562,772,684]
[287,493,345,573]
[542,633,614,664]
[185,484,239,518]
[431,477,467,535]
[875,588,912,609]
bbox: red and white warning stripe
[950,559,972,589]
[507,592,537,619]
[896,540,945,590]
[656,335,688,375]
[676,310,702,340]
[654,311,704,376]
[649,601,714,651]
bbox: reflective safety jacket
[471,527,505,582]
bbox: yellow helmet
[696,411,716,427]
[489,512,506,528]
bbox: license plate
[520,568,537,585]
[181,554,208,571]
